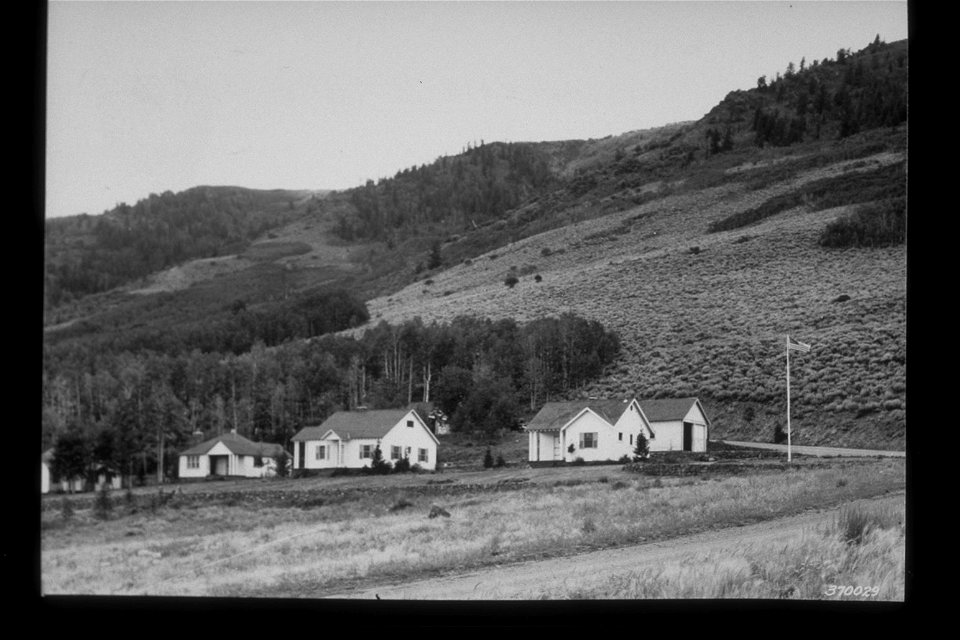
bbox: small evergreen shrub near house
[94,486,113,520]
[633,432,650,461]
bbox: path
[325,491,905,599]
[719,441,905,458]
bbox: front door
[682,422,693,451]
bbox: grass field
[40,457,905,598]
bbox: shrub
[819,197,905,247]
[394,456,412,473]
[483,448,494,469]
[582,517,597,534]
[573,457,585,466]
[774,425,788,444]
[389,498,414,512]
[534,274,542,283]
[274,451,290,478]
[94,486,113,520]
[633,432,650,461]
[540,247,552,257]
[368,446,392,475]
[504,275,519,288]
[495,453,506,468]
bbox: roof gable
[292,409,436,444]
[525,399,634,432]
[638,397,708,424]
[180,432,286,458]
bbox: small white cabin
[526,399,654,463]
[291,409,439,471]
[178,431,288,479]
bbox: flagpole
[786,335,792,463]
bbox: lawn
[40,457,905,598]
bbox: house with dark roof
[525,398,653,462]
[637,397,710,452]
[291,409,438,471]
[178,430,289,479]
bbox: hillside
[42,37,907,452]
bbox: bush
[504,275,519,288]
[274,450,290,478]
[394,456,412,473]
[483,448,494,469]
[495,453,506,468]
[819,197,905,248]
[94,486,113,520]
[774,425,788,444]
[633,432,650,461]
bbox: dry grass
[530,499,905,600]
[40,459,904,597]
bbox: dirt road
[326,491,905,600]
[720,441,906,458]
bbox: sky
[45,1,909,219]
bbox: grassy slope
[352,135,906,450]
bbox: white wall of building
[297,411,439,471]
[562,410,620,462]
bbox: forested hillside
[44,186,316,310]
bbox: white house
[41,448,122,493]
[291,409,439,471]
[638,397,710,452]
[526,399,654,463]
[178,431,289,479]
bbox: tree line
[43,313,620,488]
[751,37,907,148]
[331,141,556,243]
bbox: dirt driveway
[326,491,905,600]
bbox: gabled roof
[180,431,286,458]
[638,397,709,424]
[525,400,634,432]
[292,409,433,442]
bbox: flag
[787,337,811,352]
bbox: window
[618,432,623,441]
[360,444,373,459]
[391,445,401,460]
[418,448,428,463]
[187,455,199,469]
[630,434,633,445]
[316,445,326,461]
[406,420,414,428]
[579,433,598,449]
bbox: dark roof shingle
[525,400,633,431]
[292,409,415,441]
[638,397,706,423]
[180,432,286,458]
